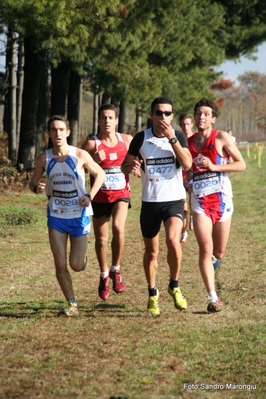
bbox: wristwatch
[169,137,178,144]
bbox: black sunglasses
[154,110,173,117]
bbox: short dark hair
[47,115,69,131]
[98,104,118,119]
[194,98,219,118]
[151,96,173,113]
[179,113,193,126]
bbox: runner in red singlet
[188,98,246,313]
[82,104,132,301]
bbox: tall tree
[5,28,17,164]
[50,61,70,115]
[67,68,82,146]
[17,37,45,169]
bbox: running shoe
[64,301,78,316]
[147,289,160,315]
[180,231,188,243]
[212,255,221,270]
[168,287,187,310]
[109,269,125,293]
[207,298,221,313]
[98,274,110,300]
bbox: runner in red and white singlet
[188,98,246,313]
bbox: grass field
[0,147,265,399]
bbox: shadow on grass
[0,301,218,319]
[109,397,129,399]
[109,397,128,399]
[0,300,144,318]
[0,300,65,318]
[82,302,143,318]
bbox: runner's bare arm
[29,153,46,194]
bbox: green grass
[0,149,265,398]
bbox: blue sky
[216,42,266,83]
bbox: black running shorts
[92,198,131,219]
[140,200,184,238]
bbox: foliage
[0,209,36,226]
[1,0,266,167]
[0,0,126,66]
[0,163,31,192]
[0,129,31,190]
[87,0,226,110]
[2,0,266,101]
[212,0,266,58]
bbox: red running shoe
[207,299,221,313]
[109,269,125,293]
[98,275,110,300]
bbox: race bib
[52,189,82,215]
[192,172,221,198]
[101,166,126,190]
[146,156,175,182]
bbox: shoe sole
[147,310,160,316]
[99,292,110,300]
[207,304,221,312]
[113,288,124,293]
[64,309,79,316]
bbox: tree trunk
[36,57,49,155]
[135,108,142,132]
[118,100,126,133]
[67,69,81,147]
[16,36,24,151]
[50,61,70,115]
[93,93,101,135]
[101,92,111,105]
[3,31,11,138]
[5,29,17,164]
[17,37,43,170]
[78,77,83,138]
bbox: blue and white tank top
[45,146,93,219]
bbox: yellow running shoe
[64,301,79,316]
[147,289,160,316]
[168,287,187,310]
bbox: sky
[216,42,266,83]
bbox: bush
[0,209,37,227]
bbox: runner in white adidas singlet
[122,96,192,316]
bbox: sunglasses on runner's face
[154,110,173,117]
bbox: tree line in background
[211,72,266,143]
[1,0,266,169]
